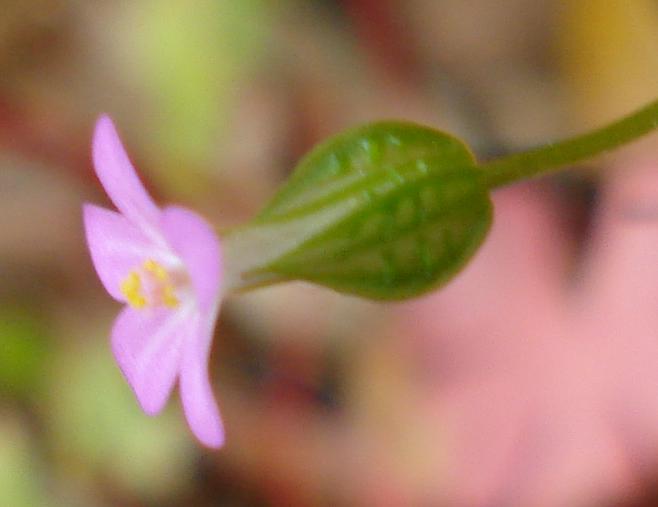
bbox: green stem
[479,99,658,188]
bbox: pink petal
[160,205,223,312]
[92,115,161,231]
[112,305,189,415]
[159,205,224,447]
[83,203,165,302]
[179,308,224,448]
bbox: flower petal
[179,307,224,448]
[83,203,166,302]
[112,305,190,415]
[92,115,161,231]
[160,205,223,312]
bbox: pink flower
[83,115,224,448]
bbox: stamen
[120,259,181,310]
[120,272,147,309]
[162,285,180,308]
[144,259,168,280]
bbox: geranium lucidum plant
[84,99,658,447]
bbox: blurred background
[1,1,658,506]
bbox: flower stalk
[479,99,658,188]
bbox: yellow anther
[120,260,181,310]
[120,271,147,309]
[143,259,168,281]
[162,285,180,308]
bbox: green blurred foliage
[48,336,194,502]
[117,0,276,191]
[0,415,50,507]
[0,306,49,399]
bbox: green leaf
[227,122,493,300]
